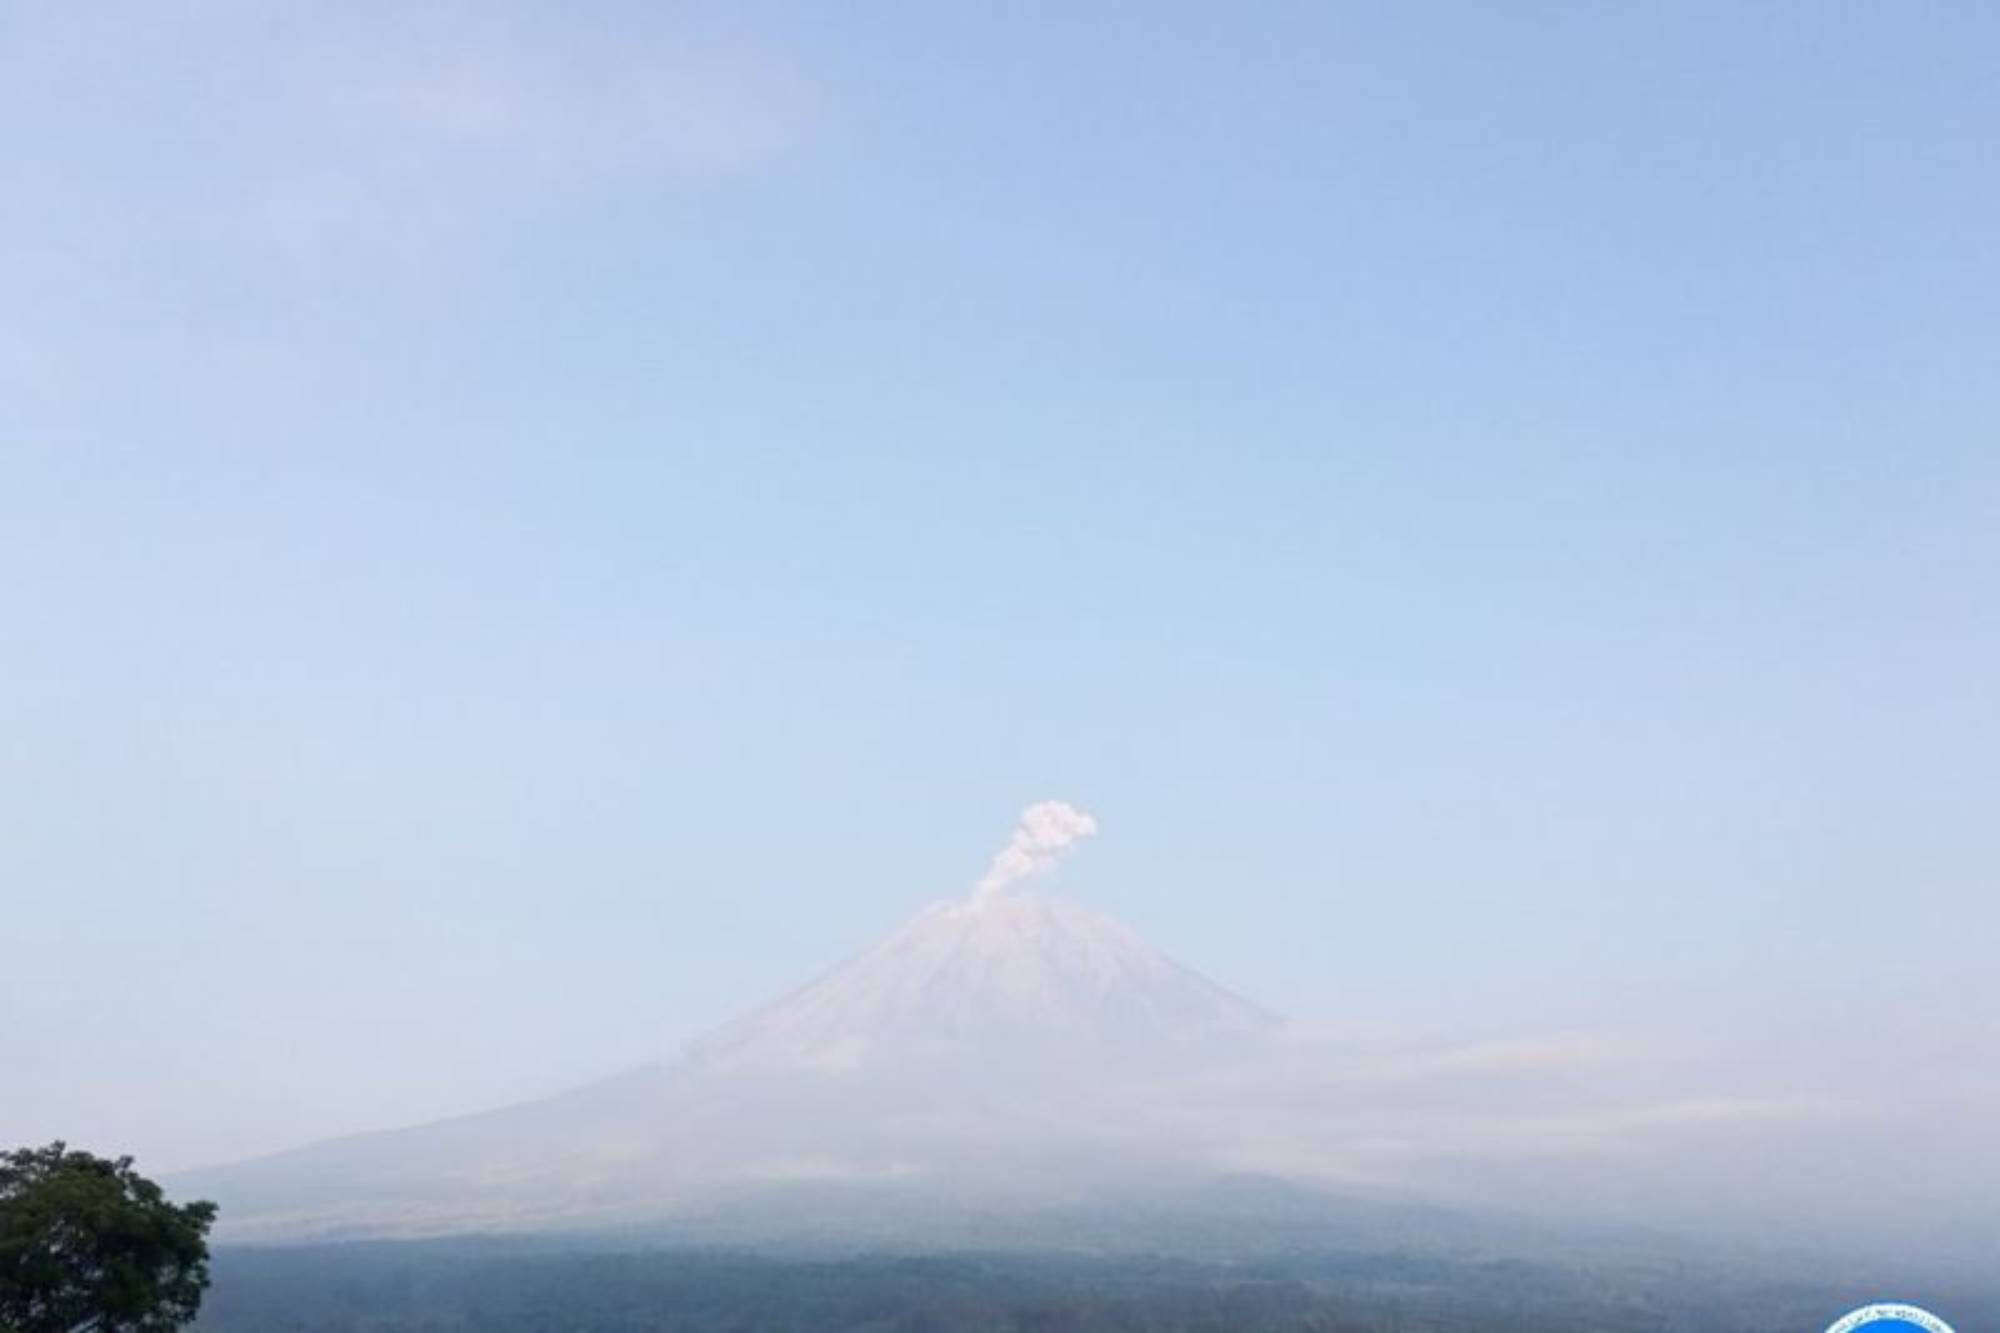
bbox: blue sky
[4,1,1996,1171]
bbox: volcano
[184,888,1286,1242]
[173,871,1838,1262]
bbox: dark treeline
[193,1242,1990,1332]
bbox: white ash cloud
[973,801,1099,902]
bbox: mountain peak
[687,891,1278,1073]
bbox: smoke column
[973,800,1099,902]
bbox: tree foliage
[0,1143,217,1333]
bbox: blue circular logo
[1825,1304,1955,1333]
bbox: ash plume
[973,800,1099,902]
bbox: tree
[0,1143,217,1333]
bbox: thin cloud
[2,3,822,282]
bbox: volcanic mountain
[186,889,1285,1242]
[175,872,1859,1262]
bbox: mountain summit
[690,891,1278,1074]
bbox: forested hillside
[196,1244,1994,1332]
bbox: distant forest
[193,1243,1994,1332]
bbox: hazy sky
[5,2,1995,1175]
